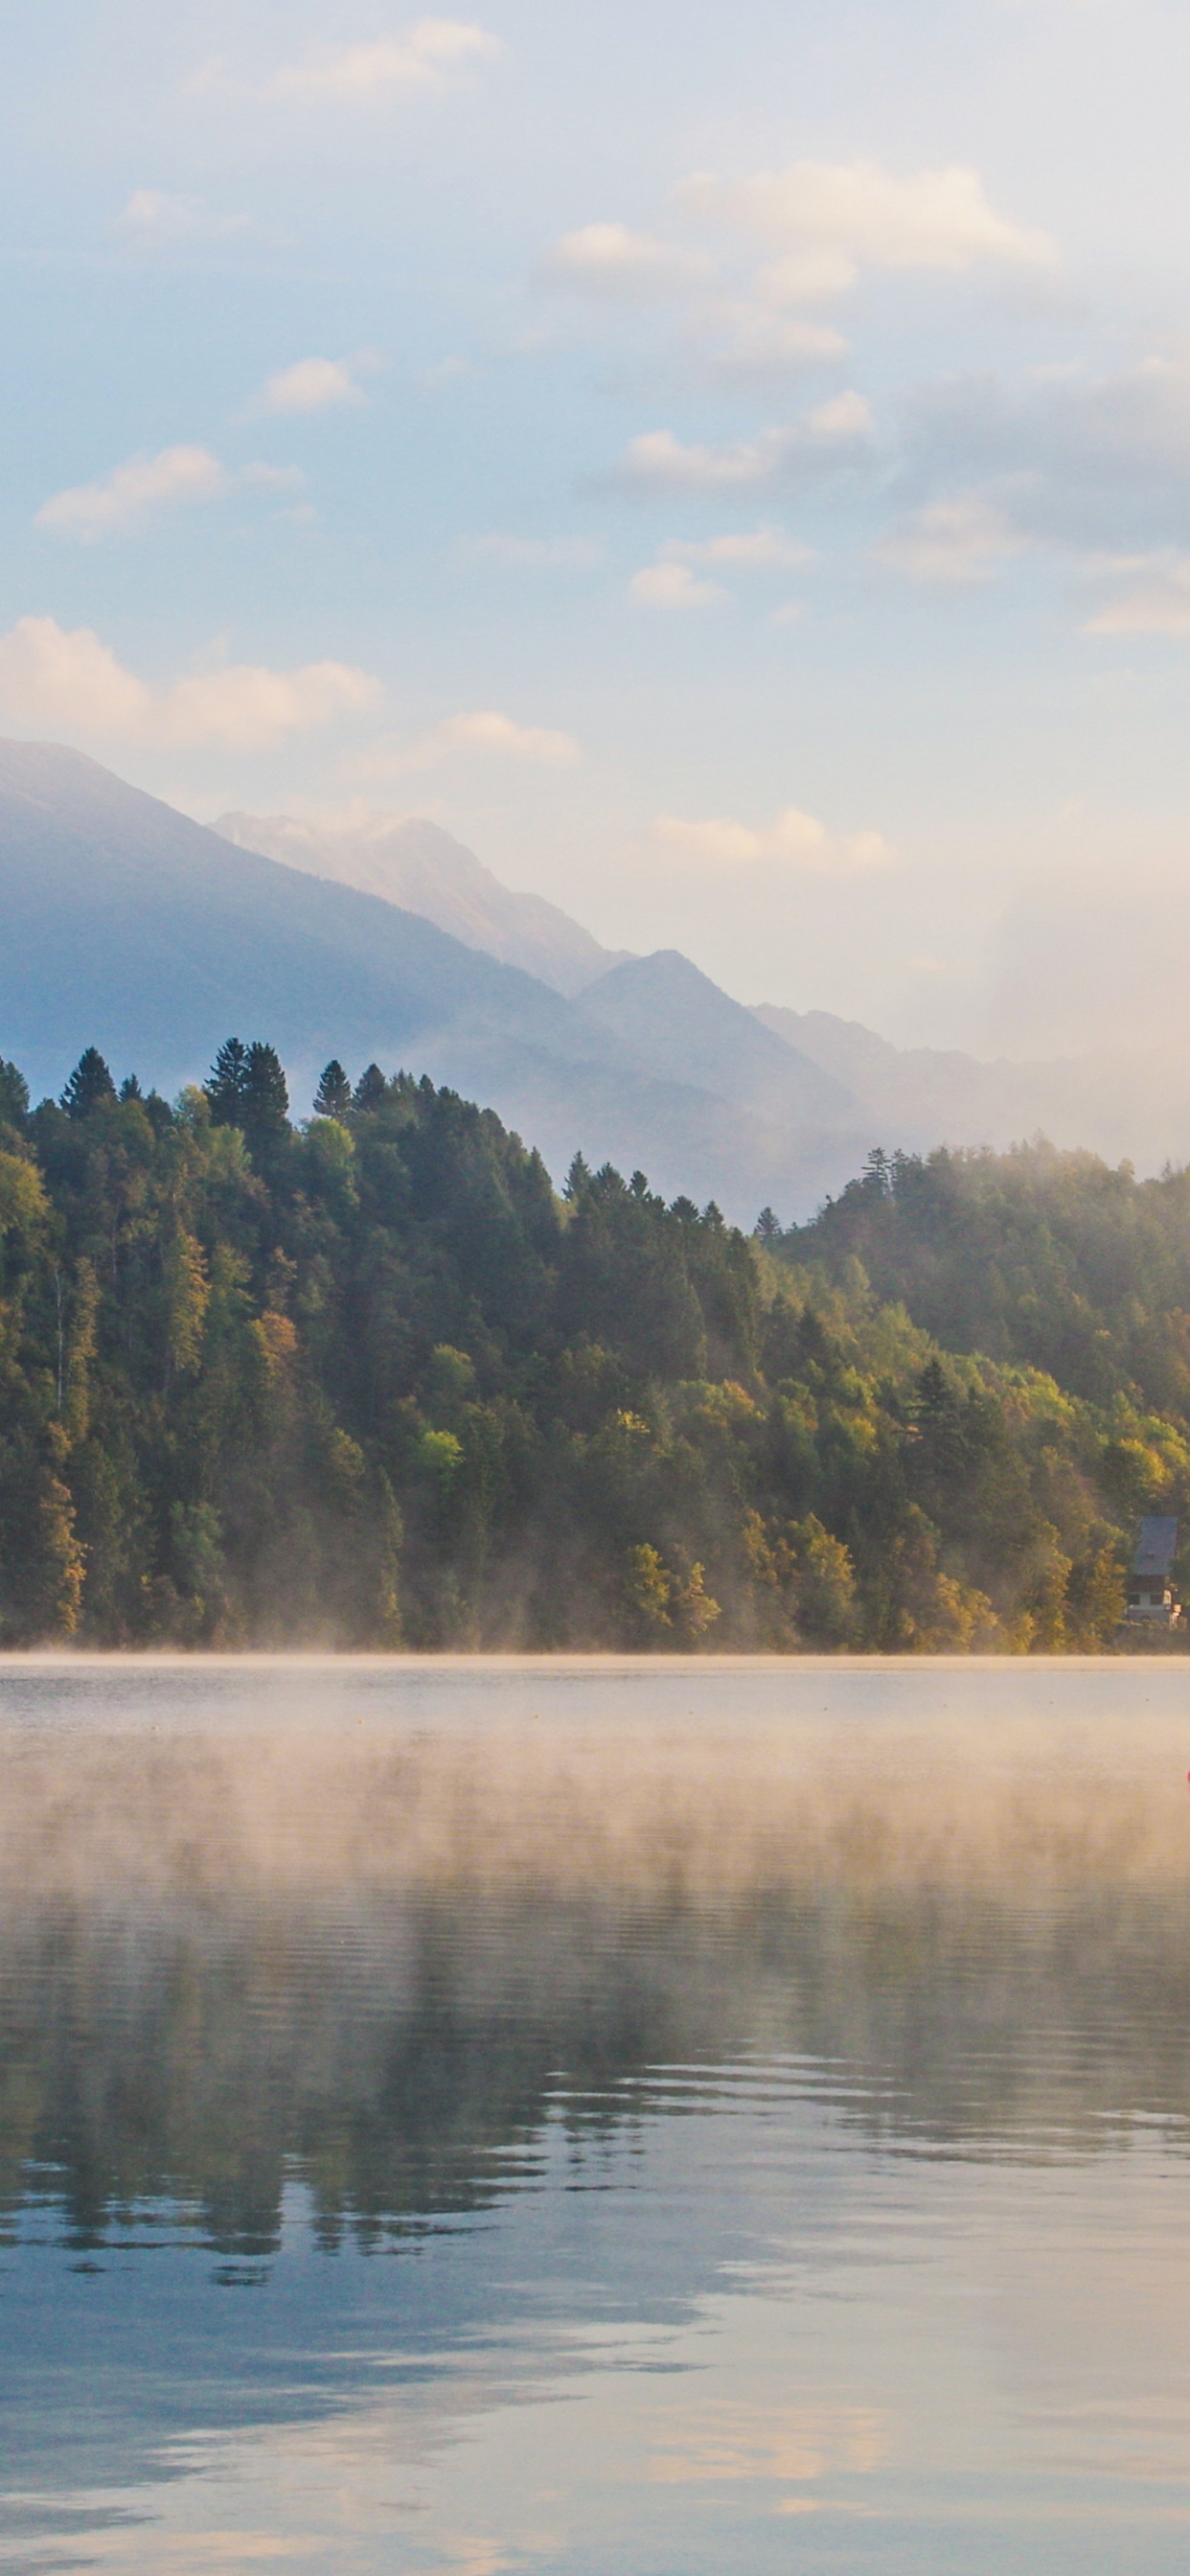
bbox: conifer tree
[0,1061,29,1129]
[61,1048,116,1120]
[353,1063,387,1112]
[313,1060,352,1120]
[241,1043,289,1154]
[206,1038,249,1124]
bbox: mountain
[758,1005,1190,1172]
[217,808,629,997]
[0,738,864,1221]
[11,736,1185,1227]
[582,952,853,1127]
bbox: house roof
[1133,1515,1179,1576]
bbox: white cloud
[109,190,249,246]
[697,305,849,380]
[541,222,711,300]
[677,161,1057,303]
[1084,554,1190,634]
[247,356,376,416]
[875,495,1026,585]
[606,394,874,495]
[269,21,500,101]
[629,528,811,606]
[377,708,582,770]
[458,533,603,567]
[653,805,893,872]
[0,617,381,749]
[663,527,812,569]
[37,447,228,540]
[899,358,1190,551]
[629,562,726,610]
[36,447,301,542]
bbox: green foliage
[60,1047,116,1120]
[0,1060,29,1132]
[206,1036,249,1123]
[0,1061,1180,1649]
[313,1059,353,1120]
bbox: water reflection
[4,1659,1190,2572]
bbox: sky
[4,0,1190,1055]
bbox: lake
[4,1655,1190,2574]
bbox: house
[1125,1516,1181,1626]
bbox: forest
[0,1041,1186,1650]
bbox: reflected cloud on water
[4,1658,1190,2572]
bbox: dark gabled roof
[1133,1515,1179,1576]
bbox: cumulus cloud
[540,222,711,299]
[0,617,380,749]
[109,190,249,246]
[629,528,811,606]
[38,447,229,540]
[664,527,812,569]
[629,562,726,610]
[901,358,1190,552]
[1083,554,1190,635]
[36,447,301,542]
[875,494,1026,585]
[246,355,378,416]
[536,161,1048,408]
[605,394,874,495]
[653,805,893,872]
[677,161,1057,303]
[269,20,500,101]
[697,305,849,380]
[377,708,582,770]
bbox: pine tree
[119,1073,143,1102]
[61,1048,116,1120]
[353,1064,387,1112]
[313,1060,352,1120]
[206,1038,288,1153]
[206,1038,249,1124]
[0,1060,29,1128]
[241,1044,289,1151]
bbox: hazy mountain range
[2,737,1188,1224]
[217,808,631,997]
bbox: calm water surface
[3,1655,1190,2574]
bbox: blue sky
[4,0,1190,1052]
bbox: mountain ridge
[0,738,870,1221]
[217,807,630,998]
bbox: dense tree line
[0,1048,1179,1648]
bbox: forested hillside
[0,1048,1179,1650]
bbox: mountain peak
[217,807,629,999]
[580,950,856,1125]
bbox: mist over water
[5,1657,1190,2574]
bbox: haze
[3,1,1190,1059]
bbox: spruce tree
[241,1043,290,1153]
[353,1064,387,1113]
[313,1060,352,1120]
[61,1048,116,1120]
[206,1039,249,1125]
[0,1060,29,1128]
